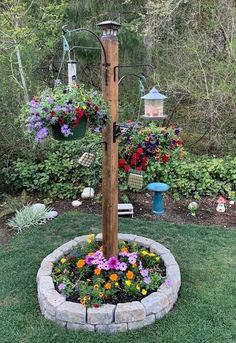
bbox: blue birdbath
[147,182,170,215]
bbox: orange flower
[94,268,101,275]
[131,263,137,268]
[121,247,128,253]
[109,273,118,282]
[105,282,112,290]
[126,270,134,280]
[77,259,85,269]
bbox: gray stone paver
[115,301,146,323]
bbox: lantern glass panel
[145,99,164,117]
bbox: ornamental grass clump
[8,205,52,233]
[52,234,166,308]
[22,83,108,143]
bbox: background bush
[2,126,236,200]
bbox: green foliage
[8,204,52,233]
[2,132,103,199]
[144,156,236,200]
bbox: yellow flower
[141,289,147,295]
[141,250,148,256]
[99,292,104,298]
[94,284,99,289]
[136,285,141,291]
[156,256,160,262]
[125,280,132,287]
[86,234,95,244]
[60,257,66,264]
[115,282,119,287]
[148,253,156,257]
[82,105,87,110]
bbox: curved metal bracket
[62,26,110,85]
[114,64,154,82]
[118,73,146,85]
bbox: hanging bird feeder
[141,87,167,120]
[67,60,77,86]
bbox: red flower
[132,152,140,160]
[161,154,170,164]
[177,139,184,145]
[75,107,84,119]
[50,111,56,117]
[136,166,143,172]
[118,158,127,168]
[58,118,64,126]
[124,165,131,173]
[136,147,143,154]
[94,105,99,112]
[130,159,136,166]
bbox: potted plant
[25,83,108,143]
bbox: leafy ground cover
[0,212,235,343]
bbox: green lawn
[0,212,235,343]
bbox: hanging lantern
[141,87,167,120]
[67,60,77,87]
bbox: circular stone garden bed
[37,233,181,333]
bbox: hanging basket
[51,117,87,141]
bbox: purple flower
[144,277,151,285]
[47,96,54,104]
[53,104,62,112]
[165,278,173,287]
[85,255,94,265]
[29,99,40,108]
[140,269,149,278]
[35,127,49,143]
[92,90,98,97]
[175,128,180,135]
[58,283,65,290]
[119,262,127,271]
[61,124,72,137]
[93,251,103,259]
[108,256,119,270]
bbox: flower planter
[52,117,87,141]
[37,233,181,333]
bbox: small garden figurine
[216,196,226,212]
[187,201,199,216]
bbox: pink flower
[119,262,128,271]
[58,283,65,290]
[140,269,149,277]
[128,256,137,264]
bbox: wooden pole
[98,21,120,258]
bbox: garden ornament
[146,182,170,215]
[78,152,96,167]
[128,170,144,190]
[188,201,199,216]
[216,196,226,213]
[72,200,82,207]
